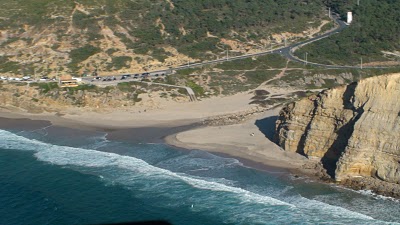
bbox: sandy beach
[0,87,308,172]
[165,107,307,170]
[0,91,255,129]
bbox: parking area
[87,72,168,84]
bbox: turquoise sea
[0,125,399,225]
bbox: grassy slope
[0,0,327,74]
[296,0,400,65]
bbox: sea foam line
[0,130,386,222]
[0,129,292,207]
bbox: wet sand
[0,114,200,145]
[165,107,307,171]
[0,106,308,176]
[0,88,309,174]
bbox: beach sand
[165,107,307,170]
[0,91,255,129]
[0,88,308,172]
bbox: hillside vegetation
[0,0,327,77]
[297,0,400,65]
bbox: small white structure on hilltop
[347,12,353,24]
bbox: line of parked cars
[0,76,57,82]
[1,76,33,81]
[90,72,167,82]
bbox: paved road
[172,14,348,70]
[175,15,387,70]
[82,13,392,85]
[82,15,346,83]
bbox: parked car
[39,76,49,81]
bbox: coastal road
[172,14,348,70]
[175,15,388,70]
[82,13,391,85]
[83,15,350,83]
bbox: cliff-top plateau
[275,73,400,197]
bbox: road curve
[172,16,349,70]
[83,13,393,84]
[174,14,391,70]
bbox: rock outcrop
[275,73,400,189]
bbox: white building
[347,12,353,24]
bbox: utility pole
[328,7,331,18]
[360,57,363,69]
[305,52,308,65]
[357,0,360,6]
[284,37,287,47]
[226,48,229,61]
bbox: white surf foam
[0,130,387,223]
[0,130,292,207]
[357,190,400,202]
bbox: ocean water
[0,126,399,225]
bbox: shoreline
[0,108,303,178]
[0,87,335,192]
[2,106,399,199]
[0,103,309,175]
[0,109,313,187]
[164,107,308,172]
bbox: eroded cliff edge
[275,73,400,196]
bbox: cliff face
[275,73,400,184]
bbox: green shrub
[108,56,132,70]
[187,81,205,96]
[68,45,101,71]
[31,82,59,93]
[298,0,400,65]
[117,82,133,92]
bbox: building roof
[59,75,73,81]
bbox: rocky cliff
[275,73,400,189]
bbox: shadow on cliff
[255,116,278,141]
[321,82,366,178]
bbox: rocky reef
[275,73,400,197]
